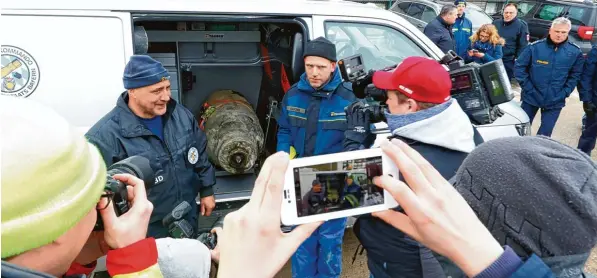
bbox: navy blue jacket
[514,38,584,109]
[276,69,356,158]
[579,45,597,105]
[493,17,529,60]
[424,16,455,54]
[86,92,216,238]
[453,13,473,59]
[466,40,504,64]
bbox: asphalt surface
[272,87,597,278]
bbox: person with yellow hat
[0,96,162,277]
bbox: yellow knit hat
[1,96,107,258]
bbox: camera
[338,51,514,125]
[196,217,224,250]
[338,55,390,123]
[163,201,195,238]
[94,156,155,231]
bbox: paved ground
[273,87,597,277]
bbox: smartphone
[472,49,479,53]
[281,148,399,226]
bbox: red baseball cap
[373,57,452,104]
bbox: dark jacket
[424,16,455,54]
[351,99,482,277]
[493,17,529,60]
[86,92,216,238]
[579,45,597,105]
[514,37,585,109]
[453,13,473,59]
[466,40,504,64]
[276,69,356,158]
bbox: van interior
[132,17,307,230]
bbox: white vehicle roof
[2,0,402,21]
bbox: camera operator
[1,96,161,277]
[344,56,483,277]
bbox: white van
[1,0,530,230]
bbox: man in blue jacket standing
[514,17,584,137]
[424,4,458,54]
[453,0,473,59]
[493,3,529,80]
[577,45,597,155]
[86,55,217,239]
[277,36,356,278]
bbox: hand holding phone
[281,148,399,225]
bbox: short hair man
[424,4,458,54]
[577,45,597,155]
[514,17,584,137]
[452,0,473,59]
[276,36,356,277]
[443,136,597,278]
[86,55,216,238]
[1,96,160,277]
[344,56,483,277]
[493,3,530,80]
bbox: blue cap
[454,0,467,5]
[123,55,170,89]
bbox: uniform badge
[188,147,199,165]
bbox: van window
[567,7,588,26]
[517,2,537,17]
[534,4,566,21]
[325,21,428,71]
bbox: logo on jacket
[188,147,199,165]
[1,45,40,98]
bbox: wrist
[451,234,505,277]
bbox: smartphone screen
[292,156,385,218]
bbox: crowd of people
[2,3,597,277]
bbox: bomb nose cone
[230,153,246,169]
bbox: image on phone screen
[293,156,384,217]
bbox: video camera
[338,51,514,125]
[94,156,155,231]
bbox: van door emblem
[188,147,199,165]
[1,45,40,98]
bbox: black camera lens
[94,155,154,231]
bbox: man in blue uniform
[514,17,584,137]
[277,36,356,278]
[453,0,473,59]
[577,45,597,155]
[424,4,458,54]
[86,55,216,238]
[493,3,529,80]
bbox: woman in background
[466,24,505,64]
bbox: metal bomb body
[201,90,264,174]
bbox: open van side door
[1,10,134,132]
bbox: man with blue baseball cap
[86,55,216,239]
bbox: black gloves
[584,102,597,118]
[344,101,373,151]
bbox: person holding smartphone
[466,24,505,64]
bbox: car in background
[488,0,596,55]
[388,0,494,32]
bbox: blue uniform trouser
[521,101,562,137]
[503,57,515,80]
[578,113,597,155]
[291,217,347,278]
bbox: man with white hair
[514,17,584,137]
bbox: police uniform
[577,45,597,155]
[86,55,216,238]
[453,0,473,59]
[514,37,584,137]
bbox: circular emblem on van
[188,147,199,165]
[1,45,40,98]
